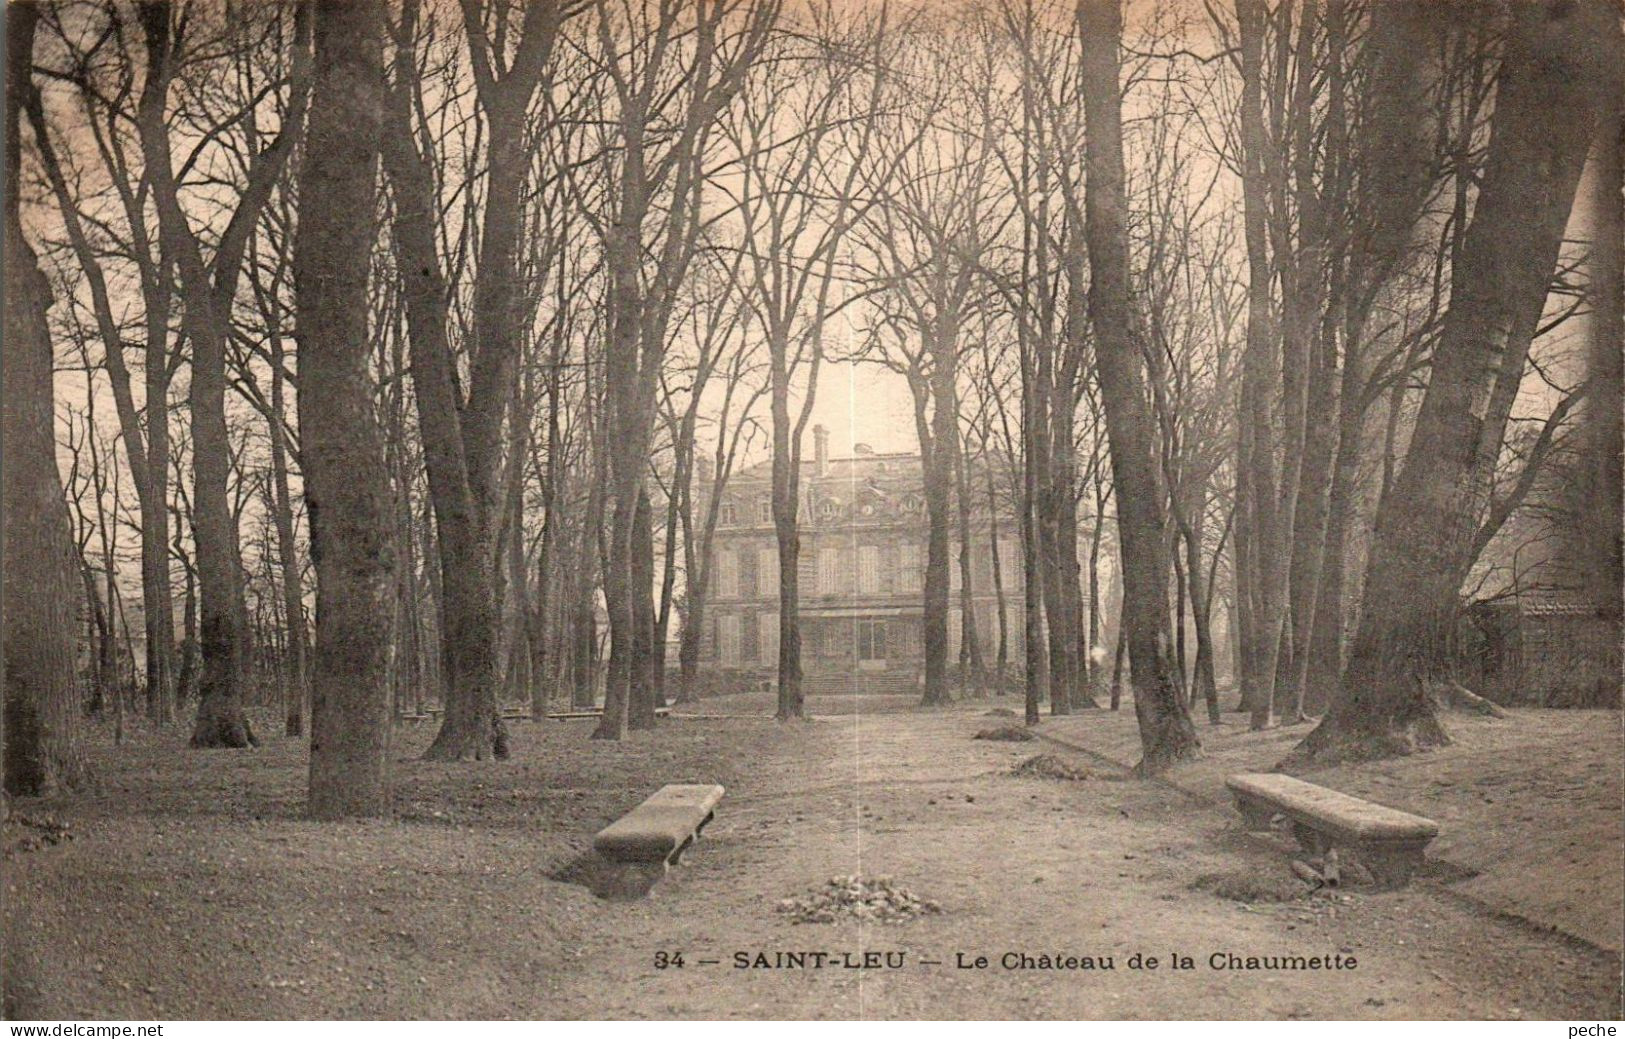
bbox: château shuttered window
[717,550,738,598]
[818,547,841,595]
[857,619,886,661]
[858,545,881,594]
[761,612,778,664]
[719,614,740,664]
[899,542,922,592]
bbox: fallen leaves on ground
[3,814,74,858]
[972,725,1035,742]
[1009,754,1091,781]
[776,876,943,924]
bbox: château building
[698,425,1023,694]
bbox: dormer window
[757,500,773,524]
[720,501,738,526]
[819,498,841,520]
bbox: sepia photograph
[1,0,1621,1023]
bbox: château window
[858,545,881,594]
[823,621,843,656]
[740,612,760,664]
[899,542,923,591]
[739,547,759,599]
[720,501,738,526]
[857,619,887,662]
[717,550,738,598]
[818,547,841,594]
[758,500,773,524]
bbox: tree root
[422,710,507,760]
[1427,679,1508,718]
[1280,713,1450,769]
[190,710,257,749]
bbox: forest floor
[3,693,1620,1020]
[1032,700,1625,955]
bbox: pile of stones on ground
[777,876,944,924]
[973,725,1036,742]
[2,814,73,858]
[1009,754,1092,781]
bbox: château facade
[698,425,1023,693]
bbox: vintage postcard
[3,0,1621,1024]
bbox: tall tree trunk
[1078,0,1199,773]
[773,480,806,721]
[1182,513,1220,724]
[1042,487,1081,712]
[954,443,986,696]
[1054,422,1090,709]
[135,0,303,748]
[986,468,1010,693]
[1279,324,1336,723]
[530,355,562,719]
[176,546,198,705]
[298,0,394,816]
[1298,0,1620,763]
[4,2,90,796]
[23,84,177,728]
[593,209,652,741]
[629,488,658,730]
[771,358,806,720]
[1574,78,1622,679]
[921,346,956,707]
[1037,450,1071,714]
[383,0,560,758]
[79,561,110,717]
[1233,0,1289,730]
[144,291,176,719]
[380,24,500,760]
[1305,296,1372,713]
[267,320,307,737]
[1020,377,1047,724]
[1086,496,1104,701]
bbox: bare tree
[1296,0,1622,762]
[297,0,395,817]
[380,0,574,759]
[586,0,779,740]
[852,11,1006,706]
[1077,0,1198,773]
[132,0,311,747]
[1574,81,1623,680]
[24,10,182,725]
[4,0,90,798]
[723,1,886,719]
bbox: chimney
[813,424,829,476]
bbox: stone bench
[546,706,672,721]
[594,783,724,868]
[1226,772,1439,887]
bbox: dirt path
[544,702,1620,1019]
[5,699,1620,1019]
